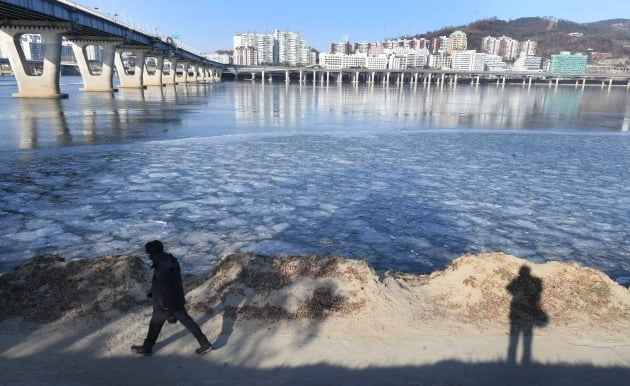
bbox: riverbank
[1,252,629,385]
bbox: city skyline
[80,0,629,53]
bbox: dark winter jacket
[149,252,186,312]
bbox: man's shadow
[506,265,548,366]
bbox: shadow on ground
[1,350,628,386]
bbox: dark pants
[145,306,208,348]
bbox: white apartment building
[233,32,274,65]
[428,52,451,69]
[366,56,388,70]
[319,53,343,69]
[388,47,429,68]
[519,40,537,57]
[234,46,258,66]
[319,53,366,69]
[343,54,366,68]
[275,29,306,66]
[388,56,405,70]
[483,54,507,71]
[452,50,485,71]
[234,30,314,66]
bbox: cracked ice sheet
[0,131,629,279]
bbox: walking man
[131,240,213,355]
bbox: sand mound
[0,254,151,322]
[186,253,375,319]
[2,252,629,338]
[408,252,630,326]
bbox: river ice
[1,130,629,279]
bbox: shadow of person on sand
[506,265,548,366]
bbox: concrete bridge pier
[326,71,330,84]
[143,55,165,86]
[69,38,121,92]
[188,65,197,82]
[185,63,195,83]
[195,65,204,82]
[582,78,586,89]
[608,78,613,90]
[202,66,212,82]
[285,70,290,83]
[115,47,149,88]
[163,58,178,85]
[440,73,445,85]
[0,22,70,98]
[175,62,188,83]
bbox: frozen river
[0,77,629,281]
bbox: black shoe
[195,342,213,355]
[131,345,152,355]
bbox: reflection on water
[17,99,70,149]
[233,82,630,133]
[0,79,629,151]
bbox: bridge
[225,66,630,89]
[0,0,226,98]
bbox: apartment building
[513,55,543,71]
[446,30,467,53]
[549,51,587,73]
[234,46,258,66]
[330,42,352,55]
[233,29,314,66]
[431,36,448,53]
[233,32,274,64]
[366,56,388,70]
[428,52,451,69]
[452,50,481,71]
[482,36,537,61]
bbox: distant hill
[405,17,630,65]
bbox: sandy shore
[1,252,629,385]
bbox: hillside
[412,17,630,65]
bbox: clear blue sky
[85,0,629,52]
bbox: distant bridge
[225,66,630,89]
[0,0,225,97]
